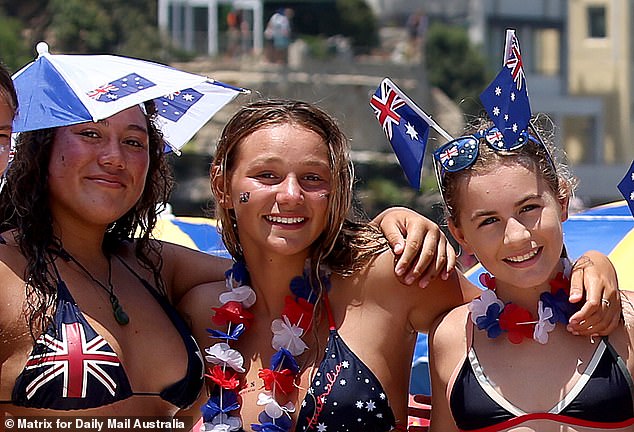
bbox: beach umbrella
[411,200,634,396]
[12,42,248,153]
[153,216,231,259]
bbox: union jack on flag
[480,29,531,146]
[86,73,156,103]
[24,322,122,400]
[370,78,431,189]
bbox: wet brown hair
[0,102,173,338]
[211,99,388,276]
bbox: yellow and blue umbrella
[153,216,231,259]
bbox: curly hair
[439,114,576,225]
[211,99,389,278]
[0,102,174,338]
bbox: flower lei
[201,260,331,431]
[469,260,581,344]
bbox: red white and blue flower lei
[469,259,580,344]
[201,260,330,431]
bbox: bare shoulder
[430,305,470,351]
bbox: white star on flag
[405,122,419,140]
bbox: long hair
[211,99,388,277]
[0,102,174,338]
[0,62,18,115]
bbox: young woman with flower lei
[178,100,622,432]
[428,116,634,432]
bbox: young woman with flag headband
[429,113,634,432]
[179,99,622,431]
[0,48,473,419]
[425,30,634,431]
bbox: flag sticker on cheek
[239,192,250,203]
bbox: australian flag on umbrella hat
[12,42,248,153]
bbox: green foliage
[425,23,488,114]
[0,14,31,71]
[335,0,379,54]
[49,0,116,53]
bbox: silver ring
[601,298,610,307]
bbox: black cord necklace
[61,249,130,325]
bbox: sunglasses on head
[432,123,556,206]
[433,126,544,175]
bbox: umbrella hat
[12,42,248,152]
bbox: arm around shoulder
[160,241,231,304]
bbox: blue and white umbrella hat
[12,42,248,153]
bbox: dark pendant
[110,296,130,325]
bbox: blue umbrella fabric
[153,216,231,259]
[12,42,247,153]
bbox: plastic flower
[257,391,296,419]
[202,413,243,431]
[499,303,535,344]
[225,261,250,285]
[206,365,240,390]
[212,301,255,328]
[271,315,308,356]
[289,273,317,303]
[474,302,504,339]
[260,412,292,429]
[534,300,556,344]
[201,391,240,421]
[478,272,496,290]
[251,412,292,432]
[258,368,296,394]
[219,284,257,308]
[540,289,580,325]
[469,289,504,323]
[270,348,300,374]
[207,323,246,341]
[251,422,289,432]
[281,295,313,331]
[205,342,245,372]
[549,271,569,295]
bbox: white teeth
[506,248,539,263]
[266,215,305,224]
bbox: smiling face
[47,106,150,230]
[218,123,331,260]
[448,162,568,291]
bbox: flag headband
[433,122,557,208]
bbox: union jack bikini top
[8,255,204,410]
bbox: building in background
[468,0,632,204]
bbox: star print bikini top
[448,316,634,431]
[6,254,204,410]
[294,293,397,432]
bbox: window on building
[587,6,607,38]
[534,28,560,76]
